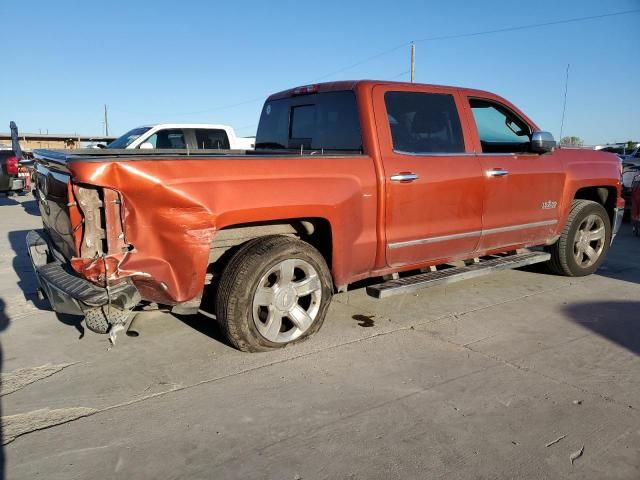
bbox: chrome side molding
[388,219,558,249]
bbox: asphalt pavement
[0,193,638,479]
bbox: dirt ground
[0,194,638,479]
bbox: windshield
[107,127,151,149]
[255,91,362,152]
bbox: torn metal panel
[75,186,105,258]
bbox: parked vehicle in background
[28,80,624,351]
[631,172,640,236]
[621,145,640,161]
[0,148,25,195]
[621,148,640,214]
[596,143,639,159]
[105,124,255,150]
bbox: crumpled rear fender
[68,155,378,304]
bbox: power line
[389,70,410,80]
[309,42,410,82]
[414,8,640,43]
[112,8,639,120]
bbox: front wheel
[215,235,333,352]
[546,200,611,276]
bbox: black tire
[84,306,130,334]
[85,308,110,334]
[546,200,611,276]
[215,235,333,352]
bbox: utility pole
[103,104,109,136]
[558,63,570,144]
[410,42,415,83]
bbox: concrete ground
[0,194,638,480]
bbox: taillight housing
[6,155,18,176]
[292,84,319,95]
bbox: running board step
[366,251,550,299]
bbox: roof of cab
[266,80,497,102]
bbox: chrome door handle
[390,172,419,182]
[486,168,509,177]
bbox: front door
[466,97,565,251]
[373,86,485,267]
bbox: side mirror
[139,142,154,150]
[531,131,556,153]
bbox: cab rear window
[255,91,362,152]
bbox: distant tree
[560,136,584,146]
[626,140,639,150]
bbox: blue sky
[1,0,638,145]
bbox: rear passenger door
[373,86,485,267]
[466,97,565,250]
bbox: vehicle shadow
[7,230,84,338]
[171,281,234,348]
[595,263,640,285]
[0,195,38,217]
[0,195,18,207]
[172,312,229,346]
[0,297,10,479]
[563,301,640,356]
[19,199,39,217]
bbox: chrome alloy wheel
[573,214,606,268]
[252,258,322,343]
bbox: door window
[469,99,531,153]
[144,129,187,149]
[195,129,230,149]
[384,92,465,154]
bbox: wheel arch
[573,186,617,228]
[209,217,334,282]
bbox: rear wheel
[546,200,611,276]
[215,235,333,352]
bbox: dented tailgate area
[28,155,219,319]
[67,161,219,307]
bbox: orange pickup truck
[28,80,624,351]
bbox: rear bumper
[26,229,140,316]
[0,177,24,192]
